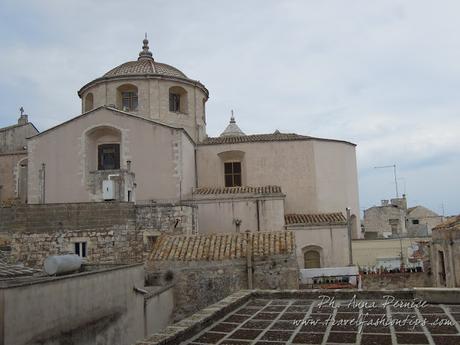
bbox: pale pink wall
[196,139,360,228]
[289,225,350,268]
[195,197,285,234]
[196,141,317,214]
[27,108,195,204]
[311,141,361,238]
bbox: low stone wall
[0,202,197,268]
[149,254,299,321]
[10,227,143,268]
[136,203,197,235]
[360,272,432,289]
[0,202,136,233]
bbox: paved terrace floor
[181,297,460,345]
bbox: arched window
[85,126,122,171]
[84,93,94,112]
[169,86,188,113]
[117,84,138,112]
[304,250,321,269]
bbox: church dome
[102,35,187,79]
[103,59,187,79]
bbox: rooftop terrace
[136,289,460,345]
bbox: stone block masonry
[0,202,197,268]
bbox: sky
[0,0,459,216]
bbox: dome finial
[138,33,154,61]
[220,110,245,137]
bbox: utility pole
[346,208,353,266]
[374,164,399,198]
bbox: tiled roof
[103,59,187,79]
[200,133,310,145]
[0,261,40,278]
[150,231,295,261]
[284,212,347,226]
[433,215,460,231]
[193,186,282,195]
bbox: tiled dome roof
[102,35,187,79]
[103,59,187,79]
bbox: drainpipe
[41,163,46,204]
[346,208,353,266]
[256,199,260,232]
[246,230,253,289]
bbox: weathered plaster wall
[363,205,406,238]
[0,152,27,203]
[0,264,145,345]
[193,196,285,234]
[196,139,360,237]
[0,122,37,153]
[352,237,431,267]
[145,286,175,336]
[27,107,195,204]
[431,228,460,287]
[289,225,349,268]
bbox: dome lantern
[138,33,154,61]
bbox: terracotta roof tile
[0,261,40,278]
[200,133,310,145]
[149,231,295,262]
[193,186,282,195]
[284,212,347,226]
[433,215,460,231]
[103,59,187,79]
[199,133,356,146]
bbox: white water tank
[44,254,83,275]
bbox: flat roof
[136,290,460,345]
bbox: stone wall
[360,272,432,289]
[0,202,196,268]
[0,202,136,233]
[136,203,197,235]
[149,254,299,321]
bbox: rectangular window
[224,162,242,187]
[98,144,120,170]
[169,93,180,112]
[146,236,158,250]
[74,242,87,258]
[122,91,138,111]
[412,219,419,225]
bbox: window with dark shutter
[98,144,120,170]
[224,162,242,187]
[74,242,87,258]
[169,93,180,112]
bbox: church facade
[3,37,361,268]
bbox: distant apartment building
[363,194,443,239]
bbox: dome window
[169,86,188,114]
[117,84,138,112]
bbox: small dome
[220,112,245,137]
